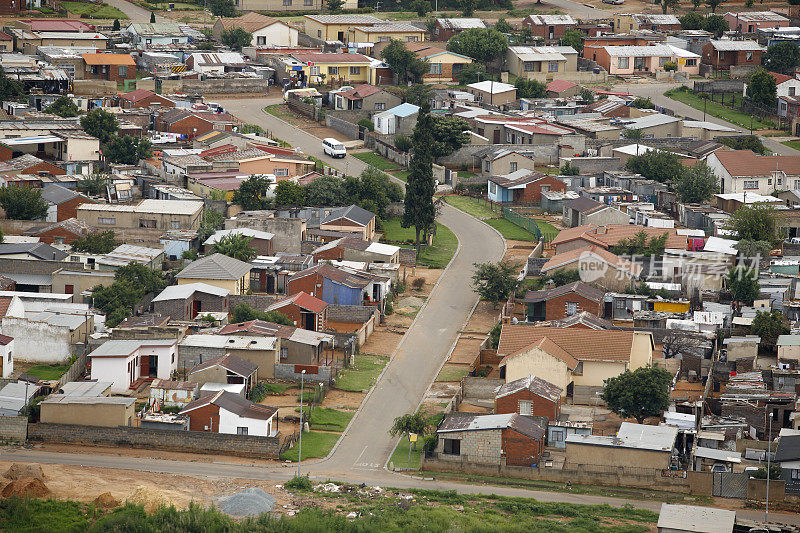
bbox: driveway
[103,0,167,22]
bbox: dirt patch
[321,388,365,410]
[448,337,483,365]
[259,393,300,407]
[1,477,49,498]
[503,241,536,267]
[457,401,491,414]
[126,486,173,513]
[361,327,403,357]
[94,492,121,508]
[384,313,413,328]
[464,301,499,334]
[399,267,443,297]
[5,463,45,481]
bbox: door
[266,275,275,294]
[191,299,201,318]
[65,284,74,294]
[337,31,344,41]
[634,57,646,71]
[548,26,554,39]
[148,355,158,377]
[139,356,149,377]
[302,311,315,331]
[493,130,500,143]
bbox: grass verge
[486,219,540,241]
[435,364,470,382]
[60,1,127,18]
[443,195,556,242]
[664,87,773,130]
[307,407,354,431]
[335,354,389,392]
[388,436,422,470]
[782,140,800,152]
[352,152,398,171]
[25,364,70,380]
[382,218,457,269]
[279,431,340,461]
[443,195,497,219]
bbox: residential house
[40,185,96,222]
[431,18,486,41]
[151,282,229,321]
[219,319,335,366]
[179,390,278,436]
[487,171,566,204]
[180,335,277,377]
[595,45,700,76]
[434,413,547,466]
[88,339,178,393]
[81,53,137,81]
[24,218,92,246]
[187,353,258,391]
[319,204,376,240]
[546,79,579,98]
[212,13,298,46]
[0,334,12,378]
[116,88,176,109]
[39,396,136,427]
[496,325,653,396]
[505,46,578,81]
[185,52,248,74]
[51,268,114,298]
[205,147,314,180]
[724,11,790,34]
[266,291,328,331]
[522,281,604,322]
[613,14,680,33]
[562,197,629,227]
[154,109,236,139]
[774,434,800,494]
[284,52,372,86]
[494,374,562,421]
[302,14,382,42]
[76,199,204,232]
[204,228,275,256]
[466,80,517,106]
[333,84,401,111]
[706,149,800,194]
[10,30,107,54]
[701,40,765,71]
[540,245,643,291]
[566,422,677,469]
[479,149,537,175]
[347,23,426,46]
[3,154,66,177]
[503,121,577,145]
[372,102,419,135]
[312,237,399,264]
[125,22,189,49]
[405,42,472,83]
[0,242,68,261]
[176,253,252,294]
[778,334,800,365]
[286,263,390,307]
[522,14,577,42]
[149,379,198,408]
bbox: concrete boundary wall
[0,416,27,442]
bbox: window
[791,87,797,97]
[615,299,625,309]
[746,51,754,61]
[452,63,464,74]
[349,66,360,75]
[743,180,759,189]
[172,38,179,44]
[309,66,320,75]
[519,400,532,415]
[718,51,725,60]
[171,221,180,229]
[566,301,578,316]
[617,57,629,69]
[795,180,800,189]
[768,178,773,185]
[237,427,248,435]
[659,57,669,67]
[70,256,81,262]
[406,36,418,42]
[139,219,157,228]
[792,469,800,480]
[280,346,288,359]
[685,58,697,66]
[442,438,460,455]
[304,0,313,5]
[548,61,559,72]
[328,66,339,75]
[378,36,391,42]
[257,36,266,45]
[489,182,497,194]
[317,30,322,37]
[550,428,565,444]
[283,0,292,5]
[429,63,442,75]
[119,65,127,77]
[374,102,386,110]
[524,61,537,72]
[510,162,517,172]
[97,217,116,225]
[275,168,289,176]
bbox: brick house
[3,154,66,176]
[431,18,487,41]
[266,291,328,331]
[219,319,335,366]
[155,109,236,139]
[151,282,229,321]
[41,185,96,222]
[435,413,547,467]
[22,218,93,245]
[117,88,175,109]
[81,53,137,81]
[522,14,576,42]
[701,40,765,71]
[179,389,278,436]
[522,280,605,322]
[186,353,257,391]
[494,374,562,421]
[286,263,391,308]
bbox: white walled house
[179,390,278,436]
[0,334,13,378]
[212,13,299,48]
[706,149,800,194]
[88,339,178,393]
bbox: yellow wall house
[348,23,426,45]
[302,14,382,42]
[176,252,252,294]
[651,299,690,313]
[289,52,372,85]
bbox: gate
[713,472,747,498]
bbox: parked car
[602,0,624,4]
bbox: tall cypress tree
[402,103,436,253]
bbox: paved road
[617,81,800,156]
[539,0,611,20]
[104,0,168,22]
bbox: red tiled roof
[24,18,95,32]
[712,149,800,177]
[82,53,136,66]
[770,72,794,85]
[291,52,371,64]
[541,245,643,277]
[338,84,383,100]
[497,324,639,362]
[119,88,157,102]
[546,79,577,93]
[0,333,12,346]
[0,297,13,318]
[268,291,328,314]
[552,224,686,250]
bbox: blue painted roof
[385,103,420,117]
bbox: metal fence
[471,197,557,243]
[713,471,747,498]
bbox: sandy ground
[503,241,537,268]
[321,389,365,410]
[360,327,403,357]
[448,337,484,365]
[464,301,499,334]
[399,267,443,298]
[36,442,279,466]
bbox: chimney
[596,226,607,234]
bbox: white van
[323,137,346,158]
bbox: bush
[385,299,394,315]
[284,476,313,491]
[488,322,501,349]
[358,118,374,131]
[663,61,677,72]
[250,382,270,403]
[411,277,426,290]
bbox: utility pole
[297,369,306,477]
[766,405,772,522]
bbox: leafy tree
[514,77,546,98]
[45,96,80,118]
[622,128,644,141]
[704,0,724,13]
[692,0,701,9]
[221,27,252,51]
[733,239,771,260]
[718,135,766,154]
[675,162,718,203]
[0,67,23,104]
[197,41,215,51]
[680,11,704,29]
[751,310,788,352]
[559,161,579,176]
[209,0,236,16]
[624,150,686,184]
[149,11,156,22]
[726,203,779,243]
[728,266,760,305]
[80,108,118,143]
[273,180,305,207]
[0,187,48,220]
[629,97,654,109]
[357,118,374,131]
[230,303,292,325]
[546,268,580,287]
[429,115,470,159]
[471,261,517,308]
[116,263,167,295]
[77,173,109,196]
[198,208,224,241]
[404,84,433,107]
[71,230,118,254]
[104,135,152,165]
[660,0,679,13]
[747,69,777,109]
[389,412,435,449]
[455,62,487,85]
[326,0,344,12]
[211,233,258,261]
[459,0,475,17]
[663,61,677,72]
[744,0,753,6]
[447,28,508,63]
[232,175,273,210]
[601,366,672,424]
[112,18,121,31]
[381,40,429,84]
[410,0,430,16]
[763,42,800,75]
[559,28,583,52]
[579,88,595,103]
[357,166,403,218]
[394,134,412,153]
[304,175,345,206]
[494,18,512,33]
[753,464,783,480]
[609,230,669,257]
[703,14,728,36]
[402,103,437,253]
[93,264,167,326]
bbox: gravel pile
[218,487,276,517]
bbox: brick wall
[178,345,225,373]
[153,293,228,321]
[229,294,277,312]
[462,376,504,400]
[495,389,559,420]
[274,363,335,384]
[326,304,377,324]
[0,415,27,442]
[545,293,602,321]
[27,422,283,458]
[503,427,544,466]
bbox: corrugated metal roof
[152,282,229,302]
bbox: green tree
[622,128,644,141]
[753,464,783,480]
[402,103,437,253]
[211,233,258,261]
[734,239,771,260]
[704,0,724,12]
[660,0,679,13]
[494,18,512,33]
[471,261,517,308]
[718,134,766,154]
[71,230,118,254]
[447,28,508,63]
[674,162,718,203]
[116,263,166,295]
[221,27,252,51]
[357,166,403,219]
[520,27,533,43]
[150,11,156,22]
[273,180,305,207]
[692,0,701,9]
[232,175,273,210]
[746,69,777,109]
[703,14,729,36]
[429,115,470,159]
[751,310,788,352]
[629,97,655,109]
[104,135,152,165]
[304,175,345,206]
[410,0,430,16]
[514,77,546,98]
[326,0,344,12]
[45,96,80,118]
[546,268,580,287]
[559,161,579,175]
[728,266,760,305]
[209,0,236,16]
[230,303,292,325]
[459,0,475,16]
[625,150,686,184]
[357,118,374,131]
[0,67,23,104]
[93,264,167,326]
[579,88,595,103]
[0,187,48,220]
[763,42,800,75]
[77,173,109,196]
[680,11,704,29]
[381,40,429,84]
[112,18,121,31]
[394,134,412,153]
[80,108,118,143]
[455,62,487,85]
[725,203,779,243]
[198,208,225,241]
[389,411,435,449]
[404,84,434,107]
[601,366,672,424]
[559,28,583,52]
[609,230,669,257]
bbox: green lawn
[60,1,128,18]
[382,219,458,269]
[307,407,354,431]
[389,435,422,470]
[664,88,773,130]
[443,195,497,219]
[534,219,559,241]
[352,152,399,171]
[335,354,388,392]
[487,219,539,241]
[25,364,70,380]
[391,170,409,182]
[279,431,340,461]
[435,364,470,382]
[443,195,557,242]
[782,140,800,152]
